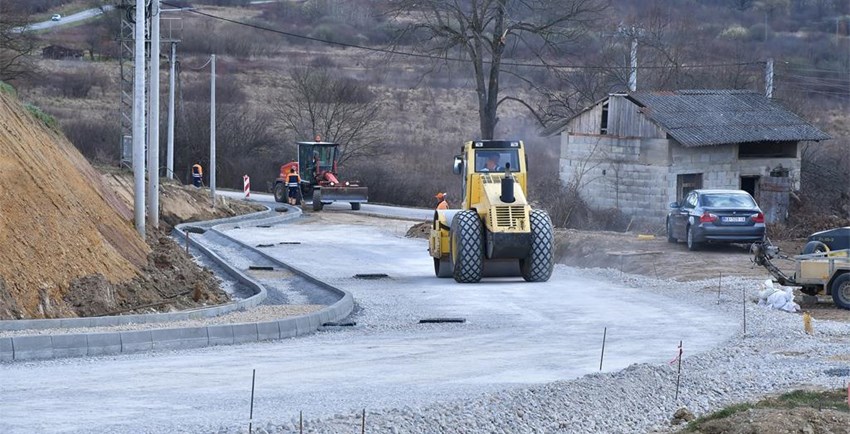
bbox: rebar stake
[248,369,256,434]
[674,340,683,401]
[599,327,607,371]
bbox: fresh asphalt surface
[0,193,737,433]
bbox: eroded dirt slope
[0,92,149,319]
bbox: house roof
[542,90,830,147]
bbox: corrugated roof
[627,90,830,147]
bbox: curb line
[0,203,354,362]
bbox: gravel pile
[218,267,850,434]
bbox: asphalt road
[0,199,737,433]
[15,6,113,32]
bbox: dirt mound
[0,92,260,320]
[406,221,431,239]
[100,169,264,229]
[0,92,148,319]
[684,407,850,433]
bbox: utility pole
[765,58,774,99]
[148,0,160,229]
[210,54,216,206]
[167,42,176,180]
[616,24,642,92]
[629,36,638,92]
[132,0,146,238]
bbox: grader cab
[428,140,554,283]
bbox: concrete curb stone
[0,201,355,362]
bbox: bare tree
[387,0,607,139]
[0,1,37,82]
[271,67,384,164]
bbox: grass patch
[685,389,849,431]
[0,81,16,96]
[763,389,849,411]
[684,403,754,430]
[24,104,59,131]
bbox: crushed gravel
[215,267,850,434]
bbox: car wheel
[686,225,700,251]
[830,273,850,310]
[666,219,676,243]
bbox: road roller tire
[520,209,554,282]
[451,210,483,283]
[434,258,452,278]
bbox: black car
[666,189,766,251]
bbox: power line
[164,2,761,71]
[777,63,849,74]
[776,73,850,86]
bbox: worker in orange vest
[435,192,449,210]
[286,167,302,205]
[191,163,203,187]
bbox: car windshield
[699,193,756,208]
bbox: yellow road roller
[429,140,554,283]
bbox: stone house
[542,90,830,223]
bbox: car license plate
[722,216,746,223]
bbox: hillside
[0,90,150,318]
[0,90,249,320]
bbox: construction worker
[435,192,449,210]
[286,167,301,205]
[483,153,502,171]
[191,163,203,187]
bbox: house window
[738,141,797,159]
[676,173,703,202]
[600,101,609,135]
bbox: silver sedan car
[666,189,766,251]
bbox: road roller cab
[429,140,554,283]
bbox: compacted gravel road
[2,198,847,434]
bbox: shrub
[24,104,58,130]
[0,80,15,96]
[61,117,120,163]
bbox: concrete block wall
[560,134,806,224]
[560,135,669,220]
